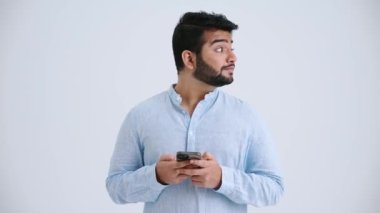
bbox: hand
[179,152,222,189]
[155,154,192,185]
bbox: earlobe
[181,50,196,70]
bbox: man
[106,11,284,213]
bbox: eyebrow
[210,39,234,45]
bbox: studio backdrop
[1,1,379,213]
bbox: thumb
[159,154,175,161]
[202,152,214,160]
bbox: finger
[177,174,191,179]
[189,159,208,168]
[175,161,192,168]
[179,168,205,176]
[191,179,205,188]
[159,154,175,161]
[178,168,197,176]
[178,169,194,176]
[182,164,200,169]
[190,175,203,182]
[202,152,214,160]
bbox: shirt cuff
[146,163,168,191]
[215,166,235,196]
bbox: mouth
[222,64,235,75]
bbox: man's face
[193,30,237,87]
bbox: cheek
[211,60,224,71]
[204,56,224,70]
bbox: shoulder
[219,91,273,142]
[122,91,168,124]
[119,91,168,132]
[128,91,168,115]
[217,90,267,131]
[217,90,258,116]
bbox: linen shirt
[106,85,284,213]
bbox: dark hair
[172,11,238,73]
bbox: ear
[181,50,196,70]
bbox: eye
[215,47,224,53]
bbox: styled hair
[172,11,238,73]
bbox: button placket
[186,123,196,151]
[186,105,202,151]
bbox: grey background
[1,0,379,212]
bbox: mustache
[221,64,235,70]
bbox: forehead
[202,30,233,45]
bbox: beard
[193,55,234,87]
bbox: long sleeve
[105,111,167,204]
[216,112,284,207]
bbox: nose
[227,50,237,64]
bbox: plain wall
[1,0,379,212]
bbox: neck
[174,73,216,116]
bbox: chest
[140,110,252,169]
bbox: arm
[105,112,166,204]
[181,144,284,207]
[216,119,284,207]
[216,146,284,206]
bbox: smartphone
[176,151,202,161]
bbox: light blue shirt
[106,85,284,213]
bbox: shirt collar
[168,84,219,107]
